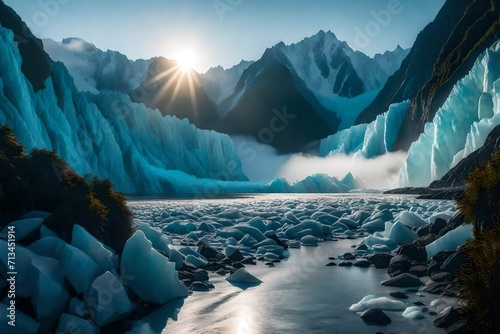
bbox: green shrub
[0,125,134,253]
[456,150,500,333]
[457,150,500,231]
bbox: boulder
[366,253,394,269]
[360,309,391,326]
[381,273,422,287]
[434,306,460,328]
[387,255,412,277]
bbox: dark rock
[445,321,467,334]
[267,234,288,249]
[189,281,212,291]
[198,245,224,261]
[389,291,409,299]
[409,265,429,277]
[440,252,465,273]
[366,253,394,269]
[228,249,245,262]
[216,269,227,275]
[428,251,455,277]
[431,272,454,282]
[232,262,245,269]
[387,255,413,277]
[193,270,209,282]
[328,257,336,260]
[381,273,422,287]
[241,257,257,265]
[360,309,391,326]
[414,233,438,247]
[343,252,356,260]
[417,224,431,237]
[414,301,425,306]
[397,244,427,263]
[434,306,460,328]
[429,311,437,316]
[438,214,465,237]
[355,244,368,251]
[430,218,448,235]
[325,262,337,266]
[420,280,448,295]
[353,260,371,268]
[265,262,275,267]
[338,262,353,267]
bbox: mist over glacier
[231,136,406,189]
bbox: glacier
[0,25,357,194]
[319,100,410,158]
[400,40,500,187]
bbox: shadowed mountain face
[0,1,51,91]
[131,58,220,129]
[216,55,337,154]
[394,0,500,150]
[204,30,408,153]
[356,0,500,151]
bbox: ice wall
[0,26,357,194]
[0,26,248,194]
[400,40,500,187]
[319,100,409,158]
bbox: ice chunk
[71,225,119,272]
[300,235,318,246]
[238,234,258,247]
[363,235,397,250]
[349,295,406,312]
[397,211,427,229]
[0,218,44,241]
[226,268,262,284]
[388,222,418,244]
[168,248,185,270]
[0,303,39,334]
[55,314,99,334]
[32,271,69,325]
[60,244,101,294]
[426,224,473,259]
[362,218,385,232]
[136,222,172,255]
[402,306,424,320]
[121,231,188,304]
[21,211,52,220]
[28,236,67,259]
[185,254,207,268]
[84,271,132,326]
[0,241,37,297]
[164,221,197,235]
[40,225,58,238]
[232,225,266,242]
[285,220,324,239]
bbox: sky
[5,0,445,73]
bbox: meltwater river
[126,194,456,334]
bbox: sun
[175,49,196,71]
